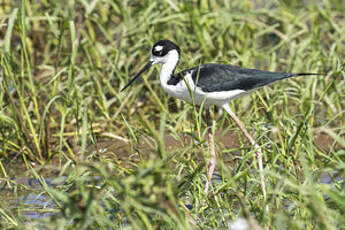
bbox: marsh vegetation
[0,0,345,229]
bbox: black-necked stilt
[121,39,318,197]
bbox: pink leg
[204,108,216,195]
[222,104,268,211]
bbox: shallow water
[0,130,342,221]
[0,172,343,222]
[0,177,63,220]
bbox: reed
[0,0,344,229]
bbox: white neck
[159,50,179,92]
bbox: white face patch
[154,45,163,52]
[150,49,178,65]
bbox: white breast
[157,51,248,107]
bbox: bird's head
[121,40,180,92]
[150,39,180,64]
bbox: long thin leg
[205,108,216,195]
[222,104,268,211]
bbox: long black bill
[120,61,153,92]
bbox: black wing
[187,64,308,92]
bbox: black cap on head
[121,40,180,92]
[152,39,180,57]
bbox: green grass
[0,0,345,229]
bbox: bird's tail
[281,72,321,80]
[293,73,322,77]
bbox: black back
[170,64,298,92]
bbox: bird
[121,39,319,197]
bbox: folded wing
[189,64,311,92]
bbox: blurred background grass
[0,0,345,229]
